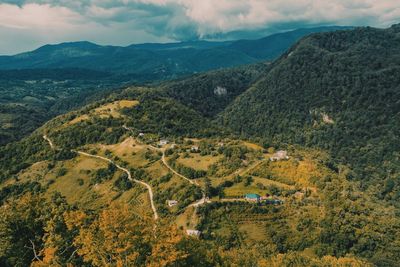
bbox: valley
[0,69,125,144]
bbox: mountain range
[0,26,349,80]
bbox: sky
[0,0,399,55]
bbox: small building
[191,145,199,152]
[217,142,224,147]
[159,139,168,146]
[170,143,176,149]
[186,229,201,236]
[138,133,145,137]
[245,193,261,202]
[167,200,178,207]
[270,150,289,161]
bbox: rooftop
[245,193,261,199]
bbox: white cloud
[0,3,82,29]
[0,0,399,54]
[178,0,400,32]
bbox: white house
[270,150,289,161]
[167,200,178,207]
[191,145,199,152]
[138,133,144,137]
[159,139,168,146]
[186,229,201,236]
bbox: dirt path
[161,152,199,186]
[235,158,266,176]
[158,148,209,207]
[42,134,158,220]
[121,128,213,231]
[43,135,55,149]
[220,198,246,202]
[75,150,159,220]
[144,140,204,191]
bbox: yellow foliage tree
[64,203,152,266]
[266,252,373,267]
[146,221,187,266]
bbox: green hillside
[220,25,400,203]
[162,63,270,117]
[228,26,352,59]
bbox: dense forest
[162,63,270,117]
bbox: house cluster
[244,193,284,205]
[270,150,289,161]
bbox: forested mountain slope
[228,26,351,60]
[162,63,271,117]
[220,24,400,200]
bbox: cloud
[0,0,399,54]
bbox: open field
[9,152,152,214]
[68,100,139,125]
[176,153,222,171]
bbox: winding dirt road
[152,144,209,207]
[161,153,199,186]
[75,151,159,220]
[43,135,159,220]
[123,127,212,223]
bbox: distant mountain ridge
[0,26,350,81]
